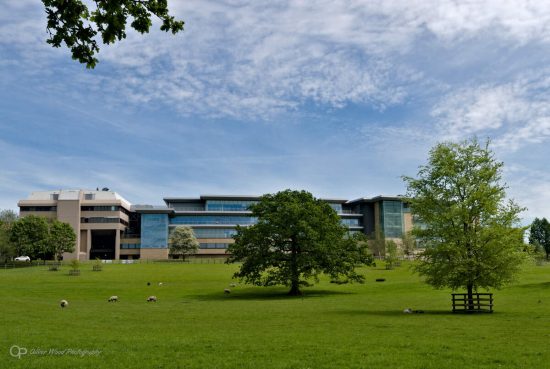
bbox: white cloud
[432,70,550,150]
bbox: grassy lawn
[1,261,549,368]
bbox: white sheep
[403,308,412,314]
[224,289,231,294]
[147,296,157,302]
[108,296,118,302]
[158,282,163,287]
[60,299,68,309]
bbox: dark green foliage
[529,218,550,260]
[48,220,77,261]
[226,190,373,295]
[9,215,50,259]
[42,0,184,68]
[0,210,17,263]
[403,139,526,309]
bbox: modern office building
[18,190,412,260]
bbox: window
[199,243,230,249]
[191,228,238,239]
[328,203,343,213]
[121,243,141,249]
[84,193,95,200]
[51,194,59,200]
[341,218,361,226]
[20,206,57,212]
[170,215,257,225]
[205,200,257,211]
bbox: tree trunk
[467,284,474,311]
[288,239,301,296]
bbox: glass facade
[141,214,169,248]
[171,215,257,225]
[205,200,257,211]
[328,203,343,213]
[192,228,238,239]
[380,200,403,238]
[169,202,205,211]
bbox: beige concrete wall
[403,213,413,234]
[140,248,169,260]
[197,249,228,255]
[120,249,140,255]
[197,238,235,244]
[57,199,81,261]
[120,238,141,244]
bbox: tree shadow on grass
[516,281,550,289]
[187,288,355,302]
[328,309,500,316]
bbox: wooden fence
[452,293,493,313]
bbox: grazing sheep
[403,308,412,314]
[158,282,163,287]
[60,299,68,309]
[108,296,118,302]
[229,283,237,288]
[147,296,157,302]
[224,289,231,294]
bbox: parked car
[14,256,31,262]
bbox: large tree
[10,215,50,259]
[403,139,526,310]
[47,220,76,262]
[42,0,184,68]
[226,190,372,296]
[529,218,550,260]
[169,226,199,260]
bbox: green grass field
[1,261,549,369]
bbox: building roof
[23,189,132,208]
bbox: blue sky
[0,1,549,223]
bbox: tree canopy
[403,139,526,309]
[42,0,184,68]
[529,218,550,260]
[0,210,18,263]
[226,190,372,296]
[47,220,76,261]
[169,226,199,260]
[10,215,50,259]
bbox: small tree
[529,218,550,260]
[169,226,199,260]
[47,220,76,262]
[401,231,416,259]
[403,139,526,310]
[369,228,386,258]
[226,190,372,296]
[10,215,49,259]
[384,240,399,269]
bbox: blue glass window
[141,214,169,248]
[199,243,230,249]
[171,215,257,225]
[380,201,403,238]
[341,218,361,226]
[191,228,238,239]
[205,200,257,211]
[328,203,343,213]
